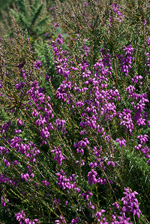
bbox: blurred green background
[0,0,64,21]
[0,0,15,20]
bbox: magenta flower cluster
[1,196,9,207]
[15,210,38,224]
[117,45,134,76]
[56,169,76,190]
[146,38,150,73]
[121,188,141,218]
[112,3,124,22]
[51,146,66,165]
[33,60,42,70]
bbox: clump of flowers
[33,60,42,70]
[15,210,39,224]
[112,3,124,22]
[117,45,135,76]
[121,188,141,218]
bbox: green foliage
[0,0,14,21]
[34,40,63,90]
[123,149,150,220]
[10,0,50,40]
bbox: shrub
[0,0,150,223]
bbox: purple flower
[56,169,76,190]
[42,180,50,186]
[107,160,115,167]
[15,81,25,90]
[137,135,148,144]
[55,119,66,132]
[17,61,26,69]
[112,3,124,22]
[132,75,143,83]
[71,217,79,223]
[21,173,29,181]
[15,210,38,223]
[1,196,9,207]
[17,119,24,126]
[51,147,66,165]
[40,127,50,139]
[33,60,41,69]
[55,215,66,223]
[56,34,63,45]
[116,138,126,147]
[144,19,147,26]
[119,109,134,133]
[112,202,120,209]
[126,85,135,94]
[136,117,146,126]
[147,38,150,46]
[121,188,141,218]
[117,45,134,76]
[15,210,25,221]
[1,121,11,134]
[88,169,98,186]
[95,209,108,223]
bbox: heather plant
[55,0,130,63]
[33,31,70,90]
[55,0,150,89]
[0,32,150,223]
[0,0,69,90]
[0,0,150,223]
